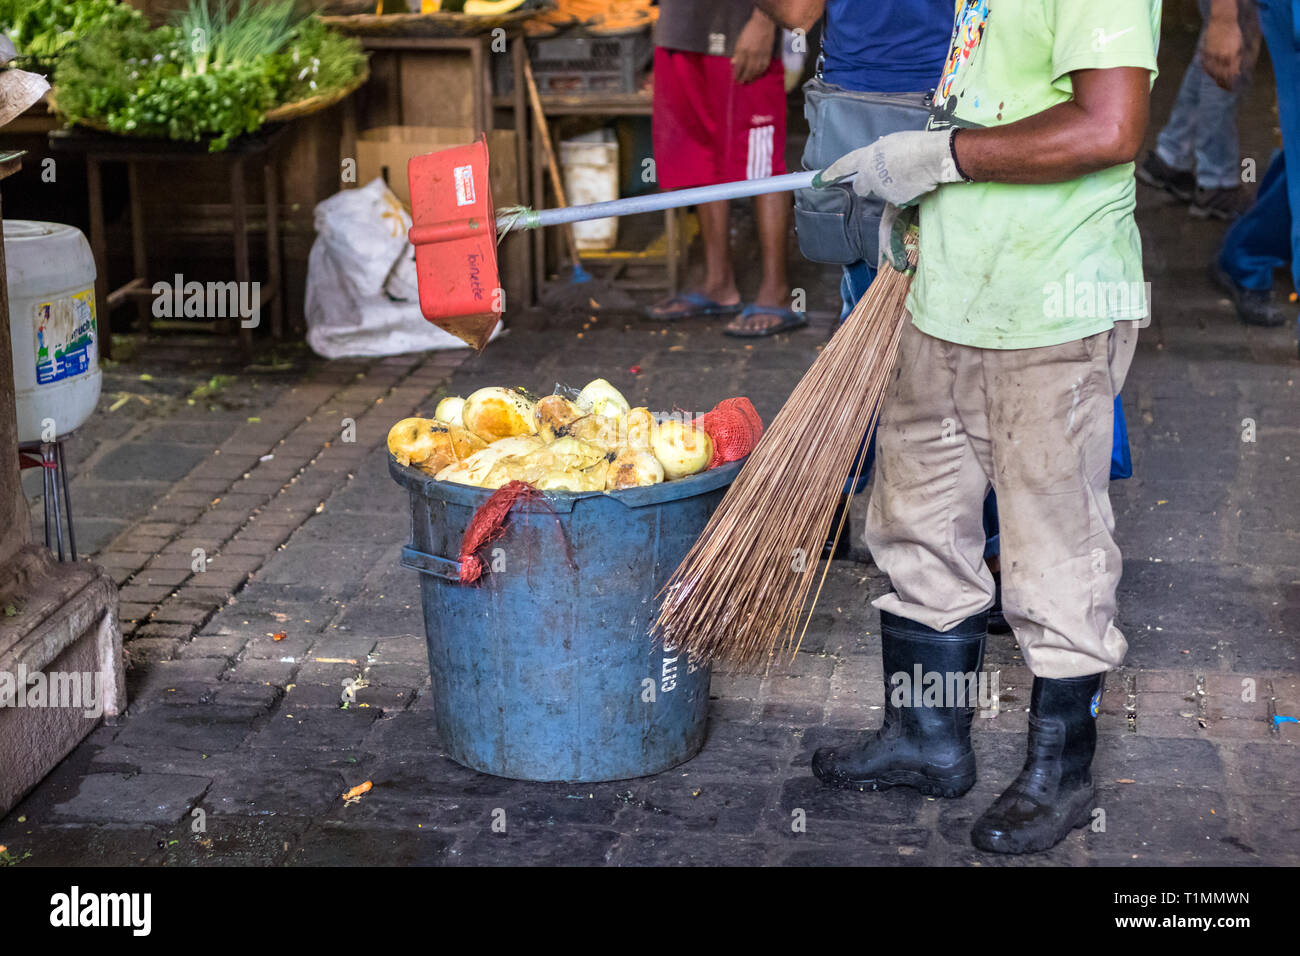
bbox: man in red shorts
[646,0,800,337]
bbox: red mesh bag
[699,397,763,469]
[458,480,540,584]
[457,480,575,585]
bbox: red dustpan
[408,135,821,350]
[407,136,501,351]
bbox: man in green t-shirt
[811,0,1160,855]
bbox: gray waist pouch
[796,79,932,266]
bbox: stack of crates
[495,29,654,96]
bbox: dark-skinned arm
[824,66,1152,207]
[753,0,824,33]
[953,67,1150,184]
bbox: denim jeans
[1155,0,1258,190]
[1218,0,1300,293]
[840,261,878,497]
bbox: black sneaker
[1191,186,1244,221]
[1137,150,1196,202]
[1210,262,1288,327]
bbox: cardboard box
[357,126,529,307]
[356,126,518,208]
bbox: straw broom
[652,244,917,671]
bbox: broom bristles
[652,256,916,671]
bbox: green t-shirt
[907,0,1162,349]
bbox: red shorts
[652,48,787,191]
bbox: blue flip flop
[644,291,744,321]
[723,305,809,338]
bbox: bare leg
[725,192,792,334]
[696,199,741,304]
[646,199,741,318]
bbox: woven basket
[319,6,552,38]
[44,89,110,133]
[264,66,368,121]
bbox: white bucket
[4,220,101,443]
[560,130,619,252]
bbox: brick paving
[1,34,1297,866]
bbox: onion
[576,378,630,418]
[650,419,713,479]
[622,407,655,449]
[534,394,583,441]
[434,396,465,428]
[462,387,537,443]
[606,447,665,490]
[564,414,621,451]
[388,418,484,470]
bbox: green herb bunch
[0,0,146,72]
[50,0,366,151]
[266,14,367,105]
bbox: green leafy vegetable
[49,0,366,151]
[0,0,145,72]
[178,0,298,77]
[266,14,367,105]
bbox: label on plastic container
[34,288,96,385]
[453,164,476,207]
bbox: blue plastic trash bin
[389,458,739,782]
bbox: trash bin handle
[400,545,463,582]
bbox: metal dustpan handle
[497,170,823,234]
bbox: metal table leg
[44,443,64,562]
[57,440,76,561]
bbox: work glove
[817,129,964,207]
[878,203,919,275]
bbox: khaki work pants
[865,319,1139,678]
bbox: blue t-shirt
[821,0,955,93]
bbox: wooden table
[48,125,289,359]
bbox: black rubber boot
[812,610,987,798]
[971,673,1104,854]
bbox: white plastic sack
[304,177,501,358]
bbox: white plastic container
[4,220,101,443]
[560,129,619,252]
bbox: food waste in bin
[387,378,763,494]
[387,379,761,782]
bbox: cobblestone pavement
[2,39,1297,866]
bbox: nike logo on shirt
[1091,26,1136,51]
